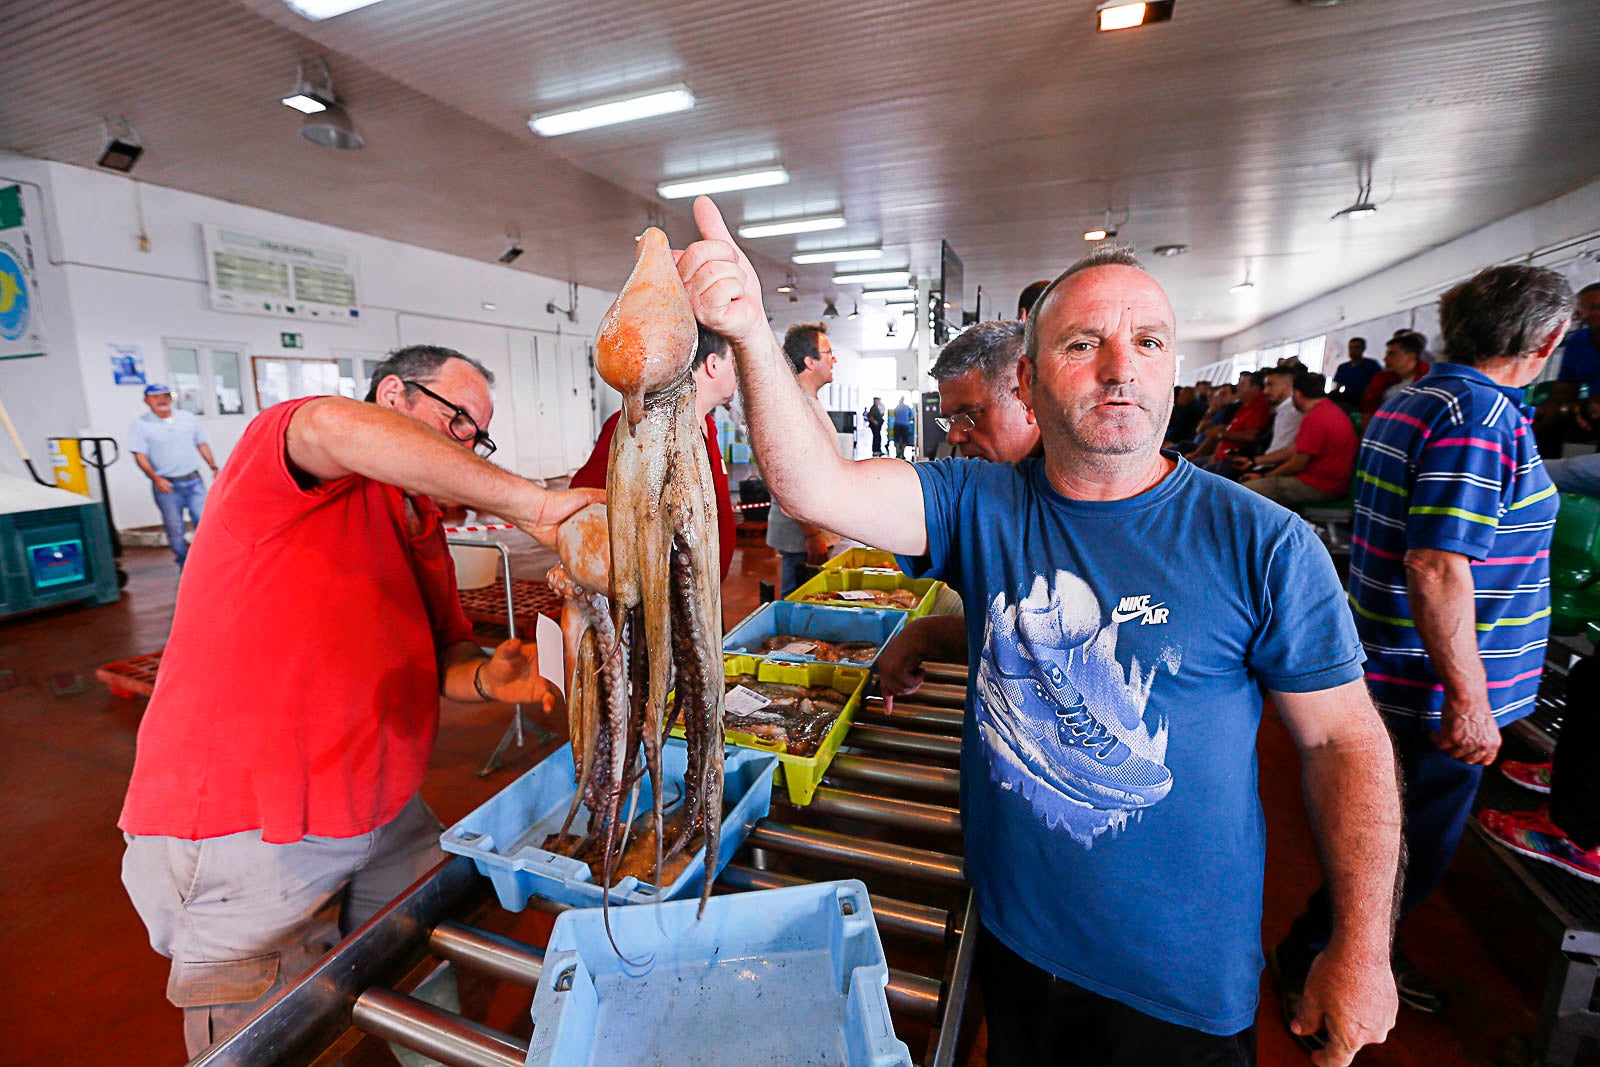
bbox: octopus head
[594,227,698,425]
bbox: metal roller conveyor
[920,661,969,686]
[846,722,962,761]
[718,864,951,943]
[860,700,964,732]
[190,672,979,1067]
[352,988,529,1067]
[901,681,969,708]
[749,822,966,885]
[429,920,544,986]
[887,971,944,1021]
[796,785,963,835]
[826,753,960,796]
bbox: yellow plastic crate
[672,655,867,806]
[821,547,901,573]
[787,568,942,618]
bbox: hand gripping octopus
[545,227,726,922]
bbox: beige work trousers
[121,794,444,1057]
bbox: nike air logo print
[1111,594,1170,625]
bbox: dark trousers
[977,928,1257,1067]
[1552,655,1600,851]
[1283,716,1482,963]
[869,424,883,455]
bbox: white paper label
[780,641,818,655]
[835,590,878,601]
[860,567,899,574]
[725,685,773,714]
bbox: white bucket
[449,540,502,590]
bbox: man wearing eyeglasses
[118,344,601,1056]
[879,322,1043,699]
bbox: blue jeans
[154,473,206,566]
[1546,454,1600,498]
[1282,714,1483,961]
[778,551,811,598]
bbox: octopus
[750,635,882,664]
[722,676,848,757]
[544,227,726,924]
[802,588,921,609]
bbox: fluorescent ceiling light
[862,287,917,301]
[832,269,910,286]
[1096,1,1175,31]
[529,86,695,137]
[737,214,846,239]
[792,247,883,264]
[281,93,327,114]
[658,167,790,200]
[1083,228,1110,242]
[283,0,388,19]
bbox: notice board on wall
[202,225,361,324]
[0,185,46,360]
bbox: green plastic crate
[787,568,942,618]
[821,547,901,573]
[673,655,867,806]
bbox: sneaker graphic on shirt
[977,571,1175,839]
[1478,808,1600,885]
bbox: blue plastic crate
[723,601,907,667]
[525,879,914,1067]
[440,739,777,912]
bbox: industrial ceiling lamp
[1096,1,1175,32]
[1083,206,1128,242]
[1229,263,1256,294]
[1332,168,1380,220]
[287,58,363,149]
[96,116,143,173]
[498,229,524,265]
[847,302,859,320]
[822,298,839,319]
[1152,243,1189,257]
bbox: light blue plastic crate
[525,878,914,1067]
[440,739,776,912]
[723,601,907,668]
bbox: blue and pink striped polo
[1348,361,1557,725]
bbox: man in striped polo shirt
[1275,264,1571,1035]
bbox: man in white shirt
[1230,366,1302,477]
[128,384,217,569]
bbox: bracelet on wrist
[473,659,495,702]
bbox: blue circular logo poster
[0,242,30,343]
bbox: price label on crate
[860,567,899,574]
[835,590,879,601]
[725,685,774,714]
[780,641,818,655]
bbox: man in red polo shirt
[1243,372,1358,507]
[1361,331,1431,424]
[1193,369,1270,471]
[119,344,601,1055]
[568,324,739,579]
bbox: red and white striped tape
[443,523,518,533]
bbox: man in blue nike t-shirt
[676,195,1401,1067]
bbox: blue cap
[144,383,172,396]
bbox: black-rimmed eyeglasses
[404,380,497,458]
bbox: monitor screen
[935,241,964,345]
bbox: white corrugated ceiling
[3,0,1598,342]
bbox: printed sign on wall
[203,224,361,325]
[109,343,147,385]
[0,185,46,360]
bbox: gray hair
[1022,244,1147,363]
[363,344,494,402]
[929,321,1026,388]
[1438,265,1573,368]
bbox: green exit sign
[281,332,303,349]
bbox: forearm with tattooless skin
[439,640,490,702]
[1404,548,1487,706]
[908,614,970,663]
[288,397,549,524]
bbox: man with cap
[129,384,218,569]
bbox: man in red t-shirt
[568,325,738,579]
[1361,331,1430,425]
[1243,372,1358,507]
[1195,369,1269,470]
[118,345,600,1055]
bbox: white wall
[0,157,615,530]
[1219,176,1600,369]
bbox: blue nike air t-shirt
[897,454,1365,1034]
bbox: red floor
[0,538,1558,1065]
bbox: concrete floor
[0,533,1562,1066]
